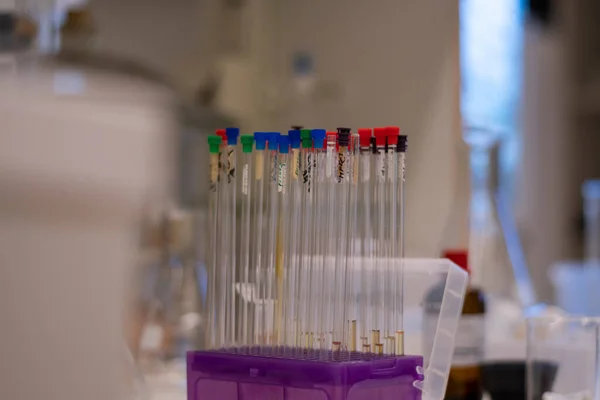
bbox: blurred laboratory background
[1,0,600,399]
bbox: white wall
[272,0,465,256]
[89,0,222,90]
[517,24,575,302]
[88,0,465,257]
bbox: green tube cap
[208,135,222,154]
[240,134,254,153]
[300,129,312,148]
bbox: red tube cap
[358,128,372,148]
[386,126,400,146]
[373,127,387,147]
[216,129,227,141]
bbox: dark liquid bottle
[424,250,486,400]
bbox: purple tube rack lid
[187,349,424,400]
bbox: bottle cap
[374,127,387,147]
[300,129,313,149]
[226,127,240,145]
[254,132,267,150]
[291,125,303,130]
[386,126,400,146]
[216,129,227,142]
[279,135,290,154]
[311,129,326,149]
[358,128,372,148]
[289,129,301,149]
[240,134,254,153]
[267,132,281,150]
[443,249,469,275]
[397,135,408,153]
[337,127,351,147]
[208,135,222,154]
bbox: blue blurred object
[460,0,525,137]
[292,51,314,77]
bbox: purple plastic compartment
[187,349,423,400]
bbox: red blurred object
[216,129,227,141]
[443,249,469,274]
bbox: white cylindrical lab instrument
[0,58,177,400]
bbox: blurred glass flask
[527,316,600,400]
[459,0,531,305]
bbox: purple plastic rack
[187,348,423,400]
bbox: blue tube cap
[254,132,267,150]
[267,132,280,150]
[279,135,290,153]
[226,127,240,145]
[288,129,301,149]
[311,129,326,149]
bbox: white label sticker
[400,155,406,182]
[452,315,485,366]
[278,163,287,193]
[242,164,249,195]
[303,153,312,193]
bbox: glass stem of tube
[217,144,230,349]
[207,152,220,349]
[239,151,253,349]
[375,145,386,355]
[396,151,406,355]
[359,147,372,353]
[320,135,337,359]
[275,151,290,352]
[227,145,237,348]
[333,144,351,356]
[252,149,266,353]
[286,148,302,356]
[265,149,279,348]
[345,135,360,355]
[312,149,326,358]
[387,144,398,355]
[302,149,316,356]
